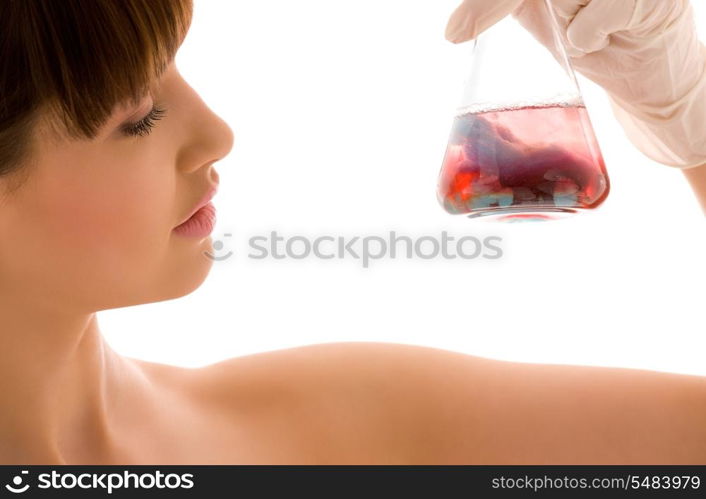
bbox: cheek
[23,154,176,294]
[51,178,171,246]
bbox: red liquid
[437,105,609,219]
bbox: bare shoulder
[178,342,476,463]
[179,343,706,464]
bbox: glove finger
[566,0,635,54]
[445,0,525,43]
[549,0,590,21]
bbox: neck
[0,292,150,463]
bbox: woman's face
[0,61,234,313]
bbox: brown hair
[0,0,193,186]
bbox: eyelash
[121,105,167,137]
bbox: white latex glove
[446,0,706,169]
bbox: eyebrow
[121,89,154,111]
[114,91,155,120]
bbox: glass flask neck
[460,0,583,114]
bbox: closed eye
[120,104,167,137]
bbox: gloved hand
[445,0,706,169]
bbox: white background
[101,1,706,376]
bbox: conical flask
[437,0,610,221]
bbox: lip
[175,184,219,228]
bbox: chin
[161,244,216,300]
[105,244,216,310]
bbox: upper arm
[301,342,706,464]
[197,341,706,464]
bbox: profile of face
[0,61,234,314]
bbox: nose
[177,92,235,174]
